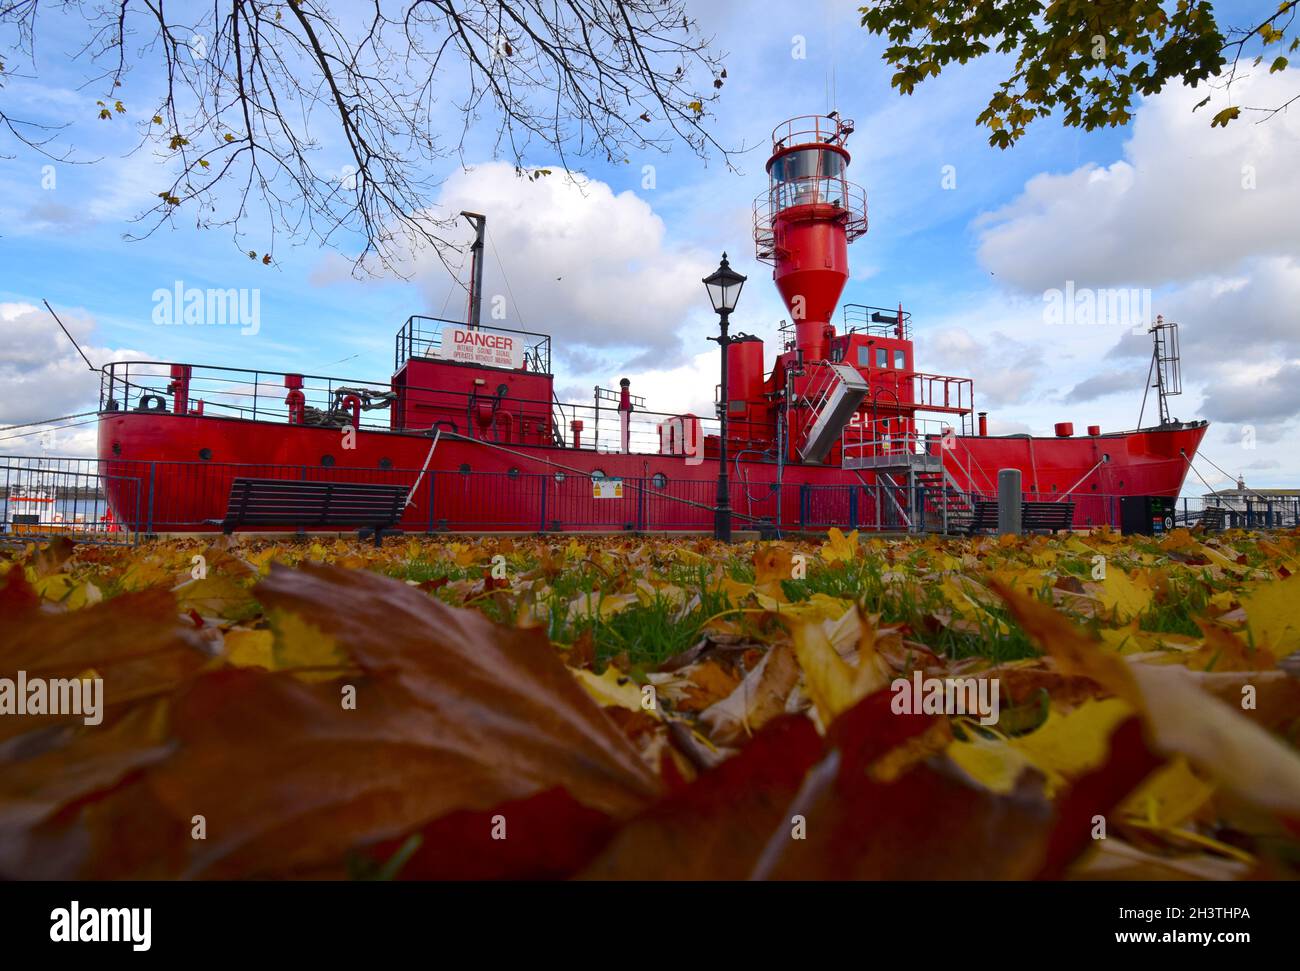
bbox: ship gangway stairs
[796,363,870,464]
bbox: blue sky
[3,0,1297,492]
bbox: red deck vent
[1054,422,1074,437]
[1087,425,1101,436]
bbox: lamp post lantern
[703,253,747,542]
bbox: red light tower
[753,115,867,363]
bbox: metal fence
[3,455,1296,538]
[0,461,142,545]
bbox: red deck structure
[92,114,1207,535]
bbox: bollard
[997,468,1021,536]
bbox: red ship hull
[96,410,1207,533]
[84,114,1208,536]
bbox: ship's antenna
[42,299,97,372]
[486,224,527,329]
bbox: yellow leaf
[775,592,851,623]
[118,555,174,591]
[269,607,349,677]
[1119,757,1214,829]
[947,736,1034,794]
[1013,698,1135,791]
[1243,573,1300,654]
[949,698,1134,796]
[572,665,648,713]
[1092,569,1154,622]
[1188,622,1275,672]
[792,620,861,726]
[65,579,103,610]
[32,573,74,602]
[224,628,274,669]
[565,591,638,623]
[753,543,792,588]
[819,526,859,563]
[994,578,1300,815]
[718,576,781,612]
[173,574,252,619]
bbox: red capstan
[284,373,306,424]
[167,364,191,416]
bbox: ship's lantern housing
[754,115,867,364]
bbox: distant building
[1202,476,1300,527]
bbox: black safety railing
[8,455,1293,538]
[0,461,141,545]
[394,315,552,373]
[97,359,777,457]
[842,304,913,341]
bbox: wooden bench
[1197,505,1226,531]
[207,478,408,546]
[965,500,1000,534]
[1022,500,1075,533]
[965,499,1075,535]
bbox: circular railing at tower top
[770,114,856,153]
[752,177,868,263]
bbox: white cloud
[0,303,139,451]
[923,325,1043,408]
[975,69,1300,293]
[956,67,1300,484]
[406,163,717,367]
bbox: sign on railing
[436,326,526,369]
[593,477,624,499]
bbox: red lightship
[96,114,1206,536]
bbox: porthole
[590,468,607,481]
[554,471,567,484]
[508,467,521,479]
[111,442,122,456]
[198,447,212,461]
[651,473,667,489]
[379,457,392,470]
[458,463,471,474]
[1102,453,1111,463]
[321,454,335,467]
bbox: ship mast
[461,211,486,330]
[1138,315,1182,427]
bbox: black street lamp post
[703,253,747,542]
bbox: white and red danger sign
[437,326,525,369]
[592,477,623,499]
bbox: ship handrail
[753,178,868,262]
[769,114,855,152]
[394,315,552,373]
[97,359,778,458]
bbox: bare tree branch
[0,0,738,273]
